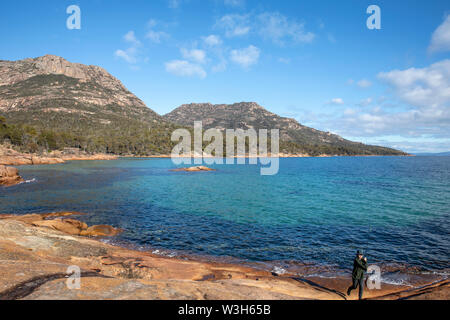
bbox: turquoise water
[1,156,449,275]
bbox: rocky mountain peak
[0,55,163,123]
[0,55,126,92]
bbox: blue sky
[1,0,449,152]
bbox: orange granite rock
[0,165,24,186]
[80,225,123,237]
[171,166,216,172]
[0,213,447,300]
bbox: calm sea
[1,156,449,282]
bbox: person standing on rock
[347,250,368,300]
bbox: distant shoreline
[0,145,413,167]
[123,153,414,159]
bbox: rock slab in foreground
[0,213,448,300]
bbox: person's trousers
[348,277,364,300]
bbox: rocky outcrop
[163,102,407,156]
[0,55,162,119]
[80,225,122,237]
[0,144,117,166]
[8,213,124,237]
[171,166,216,172]
[0,165,23,186]
[1,54,126,93]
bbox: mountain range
[0,55,406,156]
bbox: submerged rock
[80,225,123,237]
[171,166,216,172]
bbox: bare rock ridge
[0,54,124,90]
[164,102,407,156]
[0,55,160,119]
[164,102,321,142]
[165,102,300,132]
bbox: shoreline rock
[0,165,24,186]
[0,212,447,300]
[171,166,216,172]
[0,212,122,237]
[0,144,117,166]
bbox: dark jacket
[352,257,368,280]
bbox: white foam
[381,278,414,287]
[271,266,287,275]
[20,178,37,184]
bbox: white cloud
[212,60,227,73]
[145,20,169,43]
[358,97,373,107]
[257,12,315,45]
[357,79,372,88]
[115,31,142,65]
[278,57,291,64]
[202,35,222,46]
[285,58,450,152]
[224,0,245,7]
[165,60,207,78]
[230,45,260,68]
[146,30,169,43]
[344,108,357,115]
[124,31,141,46]
[374,139,450,154]
[115,48,138,64]
[296,60,450,148]
[215,12,314,45]
[329,98,344,105]
[168,0,182,9]
[181,48,207,64]
[216,14,251,37]
[327,33,336,44]
[147,19,158,28]
[377,59,450,109]
[428,14,450,53]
